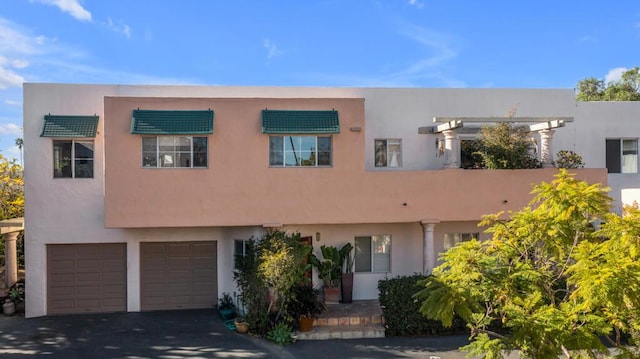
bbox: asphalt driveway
[0,310,507,358]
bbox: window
[53,140,94,178]
[443,232,479,251]
[354,235,391,273]
[606,139,638,174]
[269,136,332,167]
[234,239,249,269]
[142,136,207,168]
[374,139,402,167]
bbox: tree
[0,153,24,220]
[416,170,640,358]
[576,67,640,101]
[475,122,540,169]
[15,137,23,166]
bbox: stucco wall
[23,83,610,317]
[555,101,640,213]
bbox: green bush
[378,274,467,336]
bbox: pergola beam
[433,116,573,123]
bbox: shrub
[553,150,585,169]
[476,123,540,169]
[267,322,294,345]
[378,274,467,336]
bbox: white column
[420,220,439,274]
[442,129,460,169]
[539,129,555,168]
[4,232,18,288]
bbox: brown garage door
[47,243,127,315]
[140,241,217,311]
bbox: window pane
[269,137,284,166]
[622,139,638,173]
[300,136,316,152]
[75,141,94,159]
[299,151,315,166]
[317,137,332,166]
[606,139,621,173]
[175,152,191,167]
[53,141,72,178]
[142,138,157,167]
[387,140,402,168]
[75,159,94,178]
[193,137,207,167]
[355,237,372,273]
[142,137,157,151]
[158,137,175,151]
[160,152,175,167]
[375,140,387,167]
[285,151,300,166]
[284,136,299,152]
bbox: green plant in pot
[217,292,236,320]
[9,286,25,312]
[340,243,354,303]
[311,243,353,304]
[287,284,325,332]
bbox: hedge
[378,274,467,336]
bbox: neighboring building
[24,84,637,318]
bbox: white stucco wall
[555,101,640,213]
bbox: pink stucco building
[24,84,634,317]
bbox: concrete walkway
[0,309,515,358]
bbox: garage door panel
[141,241,217,311]
[142,258,166,269]
[167,258,191,269]
[166,270,190,282]
[47,244,126,315]
[49,260,75,273]
[166,244,190,256]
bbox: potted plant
[217,292,236,320]
[287,284,325,332]
[234,316,249,334]
[9,286,25,312]
[311,243,353,304]
[340,243,354,303]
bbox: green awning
[40,115,99,138]
[262,110,340,134]
[131,110,214,135]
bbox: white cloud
[0,123,22,135]
[579,35,597,43]
[263,39,281,60]
[0,67,25,89]
[408,0,424,9]
[104,17,132,38]
[5,100,21,106]
[605,67,627,84]
[383,23,458,84]
[31,0,92,22]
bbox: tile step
[314,315,384,327]
[295,324,385,340]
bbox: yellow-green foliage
[0,154,23,220]
[416,170,640,358]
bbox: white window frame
[142,136,208,168]
[443,232,479,251]
[269,135,332,167]
[234,239,249,269]
[355,235,391,273]
[374,139,402,168]
[53,139,94,179]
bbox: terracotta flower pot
[297,315,314,332]
[234,319,249,334]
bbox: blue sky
[1,0,640,161]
